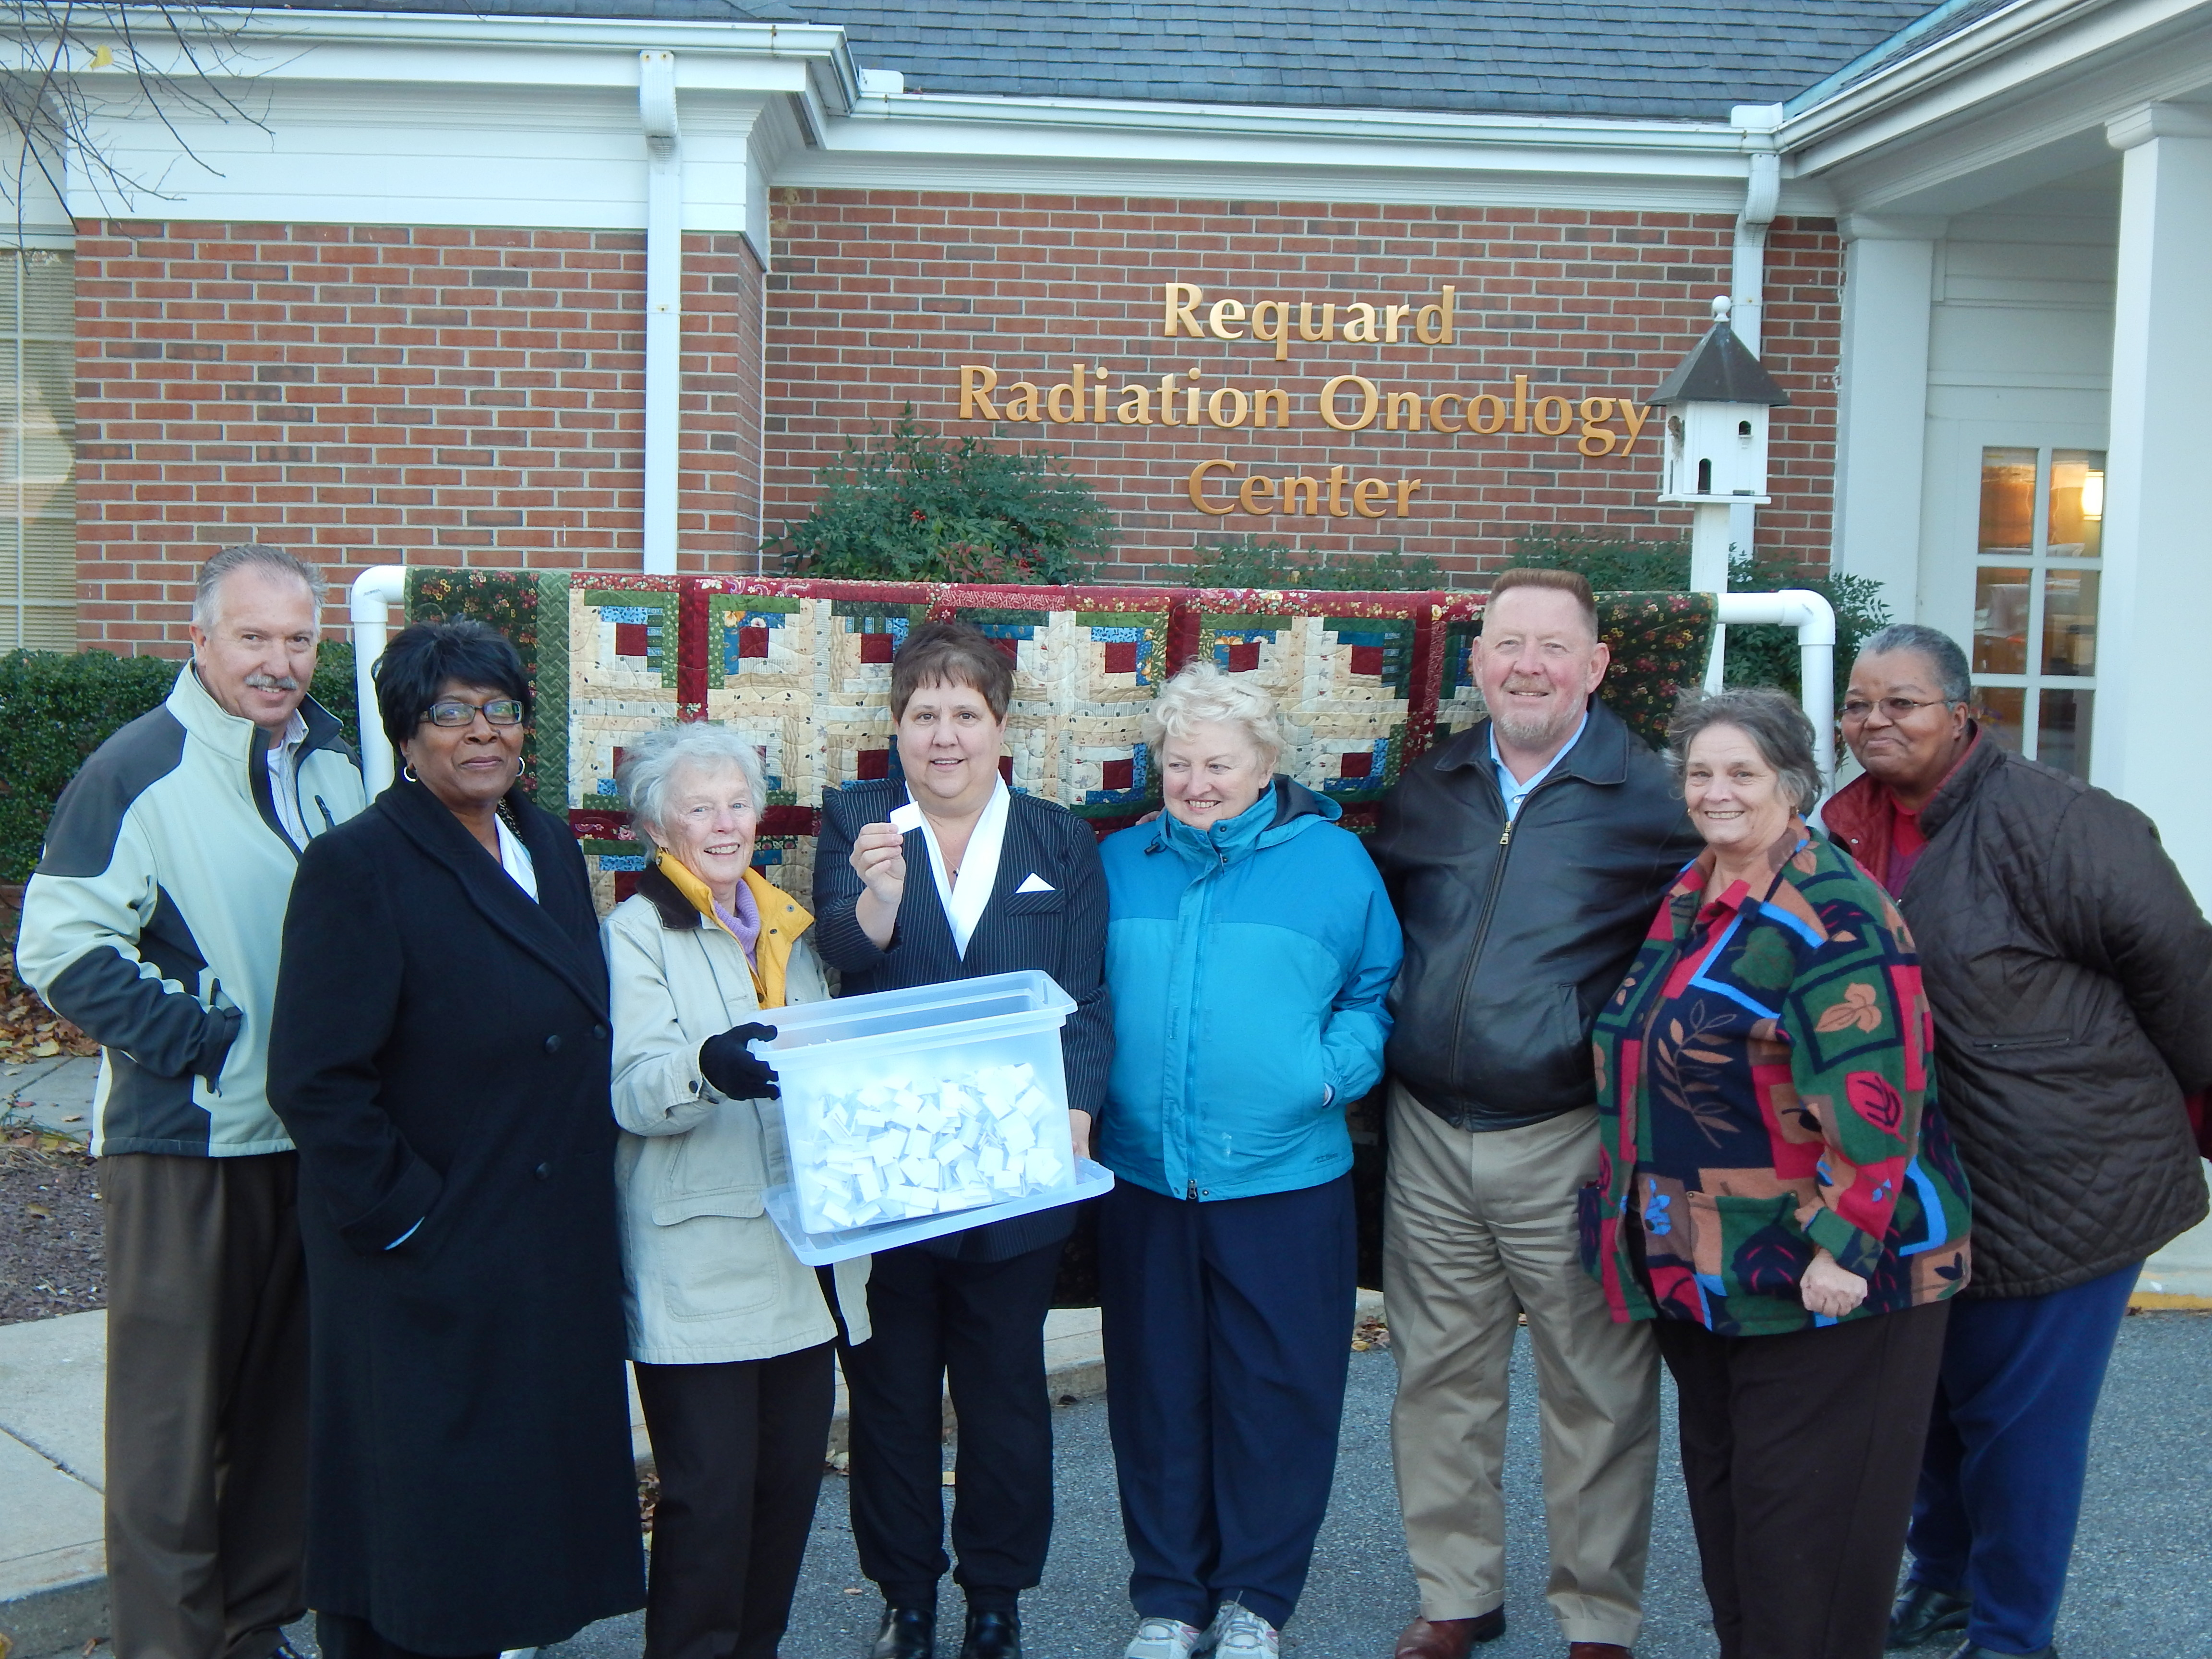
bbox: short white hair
[618,723,769,844]
[1142,660,1283,768]
[193,543,326,631]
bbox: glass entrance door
[1972,445,2104,776]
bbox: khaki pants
[1383,1086,1658,1648]
[101,1153,309,1659]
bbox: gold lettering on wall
[952,277,1684,520]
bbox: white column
[1830,216,1942,616]
[2097,105,2212,903]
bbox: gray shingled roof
[249,0,1947,121]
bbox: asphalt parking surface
[289,1309,2212,1659]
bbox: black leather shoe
[959,1609,1021,1659]
[1944,1645,2054,1659]
[1888,1583,1973,1648]
[871,1605,935,1659]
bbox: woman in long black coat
[268,620,645,1659]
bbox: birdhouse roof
[1649,321,1792,407]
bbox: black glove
[698,1022,781,1100]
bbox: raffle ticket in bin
[795,1063,1066,1230]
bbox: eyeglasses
[1839,696,1947,724]
[422,698,526,729]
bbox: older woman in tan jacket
[607,722,871,1659]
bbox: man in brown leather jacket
[1827,624,2212,1659]
[1366,569,1701,1659]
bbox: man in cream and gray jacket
[16,545,366,1659]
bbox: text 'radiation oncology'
[946,285,1661,519]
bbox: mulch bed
[0,1127,105,1324]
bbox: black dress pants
[634,1344,839,1659]
[1653,1300,1951,1659]
[838,1240,1064,1609]
[314,1611,490,1659]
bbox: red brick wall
[74,221,765,650]
[765,191,1840,585]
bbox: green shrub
[1184,537,1446,591]
[1508,534,1891,704]
[771,411,1114,584]
[0,640,365,884]
[0,651,181,882]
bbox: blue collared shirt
[1490,710,1589,822]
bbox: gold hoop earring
[401,763,419,784]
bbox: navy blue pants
[1099,1175,1357,1632]
[1904,1262,2140,1656]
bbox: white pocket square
[1015,873,1055,894]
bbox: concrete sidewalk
[0,1286,1229,1659]
[0,1055,98,1141]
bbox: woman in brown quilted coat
[1824,623,2212,1659]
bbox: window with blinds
[0,250,75,650]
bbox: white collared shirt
[1490,710,1589,823]
[495,814,540,902]
[264,709,311,849]
[911,777,1010,958]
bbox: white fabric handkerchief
[1015,872,1055,894]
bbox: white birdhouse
[1651,297,1790,505]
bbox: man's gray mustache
[243,673,300,692]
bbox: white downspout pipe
[349,565,408,797]
[1700,108,1784,689]
[640,50,682,576]
[1729,105,1782,355]
[1715,588,1838,782]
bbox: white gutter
[349,565,408,798]
[640,49,680,577]
[840,90,1753,153]
[1777,0,2183,156]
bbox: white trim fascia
[783,94,1811,212]
[774,150,1833,215]
[842,89,1752,156]
[1796,9,2212,215]
[1782,0,2212,169]
[62,6,862,126]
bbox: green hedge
[0,642,361,883]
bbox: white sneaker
[1208,1604,1280,1659]
[1124,1617,1205,1659]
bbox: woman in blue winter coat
[1098,661,1403,1659]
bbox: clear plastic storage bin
[760,969,1107,1260]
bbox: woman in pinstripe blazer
[814,622,1112,1659]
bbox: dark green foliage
[1721,558,1892,704]
[0,641,365,884]
[772,411,1114,584]
[1183,537,1446,591]
[311,640,362,755]
[1508,533,1892,704]
[0,650,180,882]
[1511,532,1691,593]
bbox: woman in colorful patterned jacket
[1581,688,1972,1659]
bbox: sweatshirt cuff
[1803,1206,1884,1278]
[193,1006,243,1085]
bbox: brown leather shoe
[1566,1645,1630,1659]
[1393,1611,1505,1659]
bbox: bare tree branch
[3,1,275,237]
